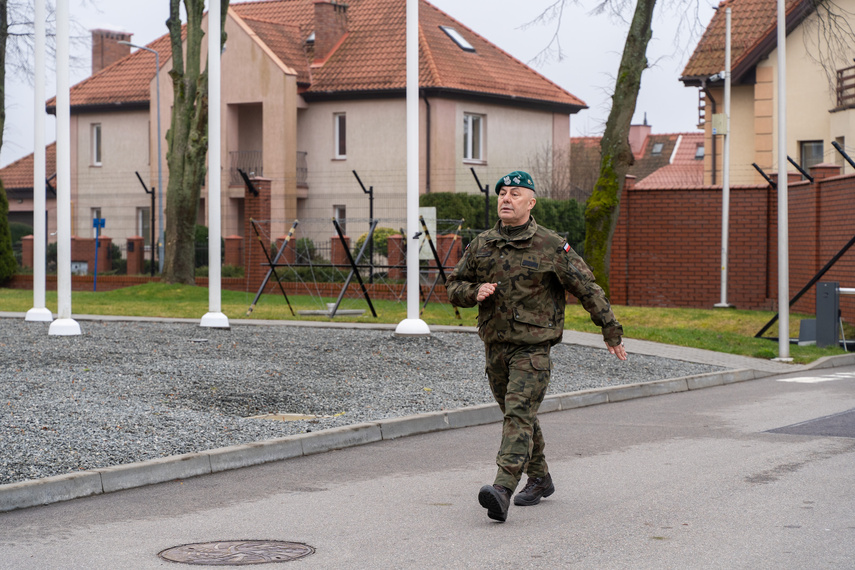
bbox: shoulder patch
[563,242,571,253]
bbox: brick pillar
[810,163,841,181]
[244,177,272,293]
[126,236,145,275]
[274,235,297,265]
[331,235,351,268]
[97,237,112,273]
[387,234,405,280]
[224,235,243,267]
[21,235,34,268]
[435,234,462,272]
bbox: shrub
[9,222,33,245]
[0,181,18,282]
[354,227,397,258]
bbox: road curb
[0,364,785,514]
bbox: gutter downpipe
[702,81,718,186]
[423,93,430,193]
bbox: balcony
[835,64,855,110]
[229,150,263,185]
[228,151,309,190]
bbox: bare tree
[525,142,573,200]
[162,0,229,284]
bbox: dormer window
[440,26,475,52]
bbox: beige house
[680,0,855,186]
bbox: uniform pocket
[530,353,551,372]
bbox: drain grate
[158,540,314,566]
[768,408,855,439]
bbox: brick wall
[610,164,855,322]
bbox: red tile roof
[635,133,705,188]
[0,143,56,190]
[55,0,585,113]
[47,34,173,110]
[681,0,815,84]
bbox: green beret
[495,170,535,194]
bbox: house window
[463,113,484,162]
[334,113,346,159]
[440,26,475,52]
[91,207,102,238]
[137,207,151,248]
[694,144,705,160]
[800,141,823,172]
[651,142,664,156]
[91,123,102,166]
[333,204,346,235]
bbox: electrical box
[816,281,839,348]
[711,113,727,136]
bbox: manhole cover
[158,541,314,566]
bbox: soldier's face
[497,186,536,227]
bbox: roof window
[440,26,475,52]
[306,31,315,44]
[651,142,664,156]
[694,144,704,160]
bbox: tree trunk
[583,0,657,297]
[162,0,228,284]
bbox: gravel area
[0,319,724,486]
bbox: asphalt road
[2,365,854,569]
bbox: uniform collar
[485,216,538,247]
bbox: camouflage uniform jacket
[447,217,623,347]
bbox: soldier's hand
[476,283,497,302]
[607,341,628,361]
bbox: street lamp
[120,41,164,273]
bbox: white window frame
[334,113,346,159]
[463,113,484,163]
[137,207,152,248]
[91,123,102,166]
[333,204,346,235]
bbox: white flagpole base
[49,318,81,336]
[200,312,230,329]
[395,318,430,337]
[25,308,54,322]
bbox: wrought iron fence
[228,150,263,185]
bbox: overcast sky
[1,0,717,168]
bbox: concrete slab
[0,471,102,513]
[299,423,382,456]
[208,438,304,473]
[378,412,449,440]
[99,453,212,494]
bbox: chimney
[313,0,348,64]
[91,29,132,75]
[628,122,652,157]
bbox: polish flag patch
[563,242,571,253]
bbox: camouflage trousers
[484,341,552,491]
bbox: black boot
[513,473,554,506]
[478,484,511,522]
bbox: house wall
[72,108,152,248]
[610,165,855,325]
[701,2,855,186]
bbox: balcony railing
[836,64,855,110]
[297,151,308,187]
[229,151,309,189]
[229,150,263,185]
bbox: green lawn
[1,282,851,365]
